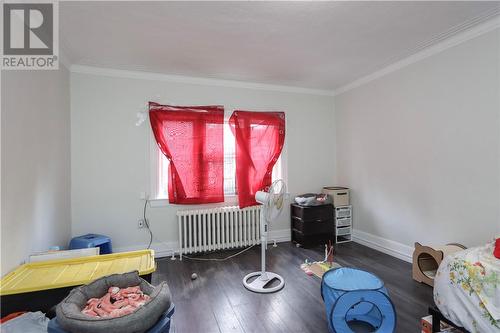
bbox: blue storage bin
[321,267,396,333]
[48,303,175,333]
[69,234,112,254]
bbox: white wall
[1,66,72,276]
[335,29,500,257]
[70,71,335,255]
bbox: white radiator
[177,205,262,258]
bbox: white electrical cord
[181,245,257,262]
[143,199,153,249]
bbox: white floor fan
[243,179,286,293]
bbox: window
[153,121,283,201]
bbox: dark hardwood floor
[152,242,433,333]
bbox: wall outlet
[138,219,146,229]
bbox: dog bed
[56,271,170,333]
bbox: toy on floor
[321,267,396,333]
[300,242,337,278]
[421,314,462,333]
[300,259,315,276]
[412,242,466,287]
[325,240,334,264]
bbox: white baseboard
[352,229,413,263]
[114,228,291,259]
[268,228,292,243]
[114,241,178,259]
[115,228,414,264]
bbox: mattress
[434,242,500,332]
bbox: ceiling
[60,1,500,91]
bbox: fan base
[242,271,285,293]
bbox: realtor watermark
[1,1,59,70]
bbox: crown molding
[70,64,335,97]
[334,13,500,96]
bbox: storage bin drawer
[336,234,352,243]
[292,217,334,235]
[0,250,155,316]
[292,229,334,248]
[337,226,351,236]
[336,217,351,228]
[335,205,352,218]
[291,204,333,221]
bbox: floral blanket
[434,242,500,333]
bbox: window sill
[149,198,169,208]
[149,196,239,208]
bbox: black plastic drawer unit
[291,204,333,221]
[291,203,335,247]
[292,216,334,235]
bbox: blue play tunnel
[321,267,396,333]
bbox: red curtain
[149,102,225,204]
[229,111,285,208]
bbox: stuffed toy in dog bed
[56,271,170,333]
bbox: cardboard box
[322,186,350,207]
[421,315,433,333]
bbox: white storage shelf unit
[335,205,352,243]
